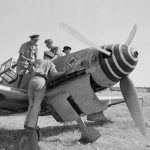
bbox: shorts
[28,76,46,91]
[16,65,27,75]
[16,60,29,75]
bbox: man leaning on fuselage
[44,39,63,61]
[24,53,66,131]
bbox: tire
[14,129,40,150]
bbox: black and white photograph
[0,0,150,149]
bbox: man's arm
[49,55,58,62]
[34,51,37,60]
[51,69,66,79]
[19,44,33,62]
[50,46,62,61]
[20,54,33,62]
[34,45,38,60]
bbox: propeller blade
[120,76,146,136]
[124,24,137,47]
[59,22,111,56]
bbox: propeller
[59,22,111,56]
[124,24,137,47]
[121,24,146,136]
[120,76,146,136]
[60,22,146,135]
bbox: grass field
[0,90,150,150]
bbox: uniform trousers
[24,76,46,128]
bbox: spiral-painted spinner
[100,44,138,82]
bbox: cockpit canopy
[0,57,18,83]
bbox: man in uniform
[24,54,66,130]
[44,39,63,61]
[16,34,40,88]
[62,46,72,55]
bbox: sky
[0,0,150,87]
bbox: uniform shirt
[17,41,38,67]
[44,51,55,60]
[48,46,63,59]
[30,59,57,82]
[51,46,61,57]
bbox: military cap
[62,46,71,52]
[29,34,40,39]
[44,39,53,43]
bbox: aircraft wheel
[14,129,40,150]
[80,127,101,143]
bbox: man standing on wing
[16,34,39,88]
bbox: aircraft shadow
[40,119,113,138]
[0,119,113,147]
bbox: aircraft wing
[0,84,144,116]
[0,84,27,100]
[0,85,28,115]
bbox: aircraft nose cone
[100,44,139,83]
[130,47,138,59]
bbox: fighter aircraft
[0,23,146,149]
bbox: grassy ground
[0,90,150,150]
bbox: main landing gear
[76,117,101,143]
[14,128,41,150]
